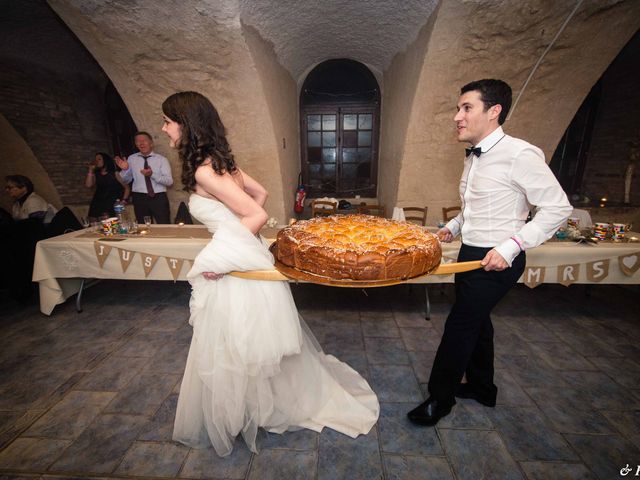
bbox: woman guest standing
[161,91,379,457]
[85,152,129,218]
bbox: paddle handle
[228,260,483,281]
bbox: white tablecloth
[34,225,640,315]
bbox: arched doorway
[300,59,380,198]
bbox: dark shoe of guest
[407,397,452,426]
[455,383,496,407]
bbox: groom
[408,79,571,426]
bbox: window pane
[343,114,357,130]
[322,148,336,163]
[357,148,371,162]
[356,161,371,178]
[343,131,357,148]
[322,115,336,131]
[323,163,336,180]
[309,164,321,186]
[308,115,321,131]
[358,131,371,146]
[358,114,372,129]
[342,163,357,180]
[307,147,321,163]
[308,131,321,147]
[342,148,358,163]
[322,132,336,147]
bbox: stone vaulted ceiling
[239,0,438,80]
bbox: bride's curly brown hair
[161,91,237,192]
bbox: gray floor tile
[437,400,493,429]
[564,433,640,480]
[560,371,640,410]
[525,387,617,434]
[24,391,115,439]
[378,402,442,455]
[529,342,597,371]
[408,350,435,383]
[141,304,189,332]
[586,356,640,389]
[75,355,150,391]
[318,428,382,480]
[138,394,178,442]
[259,428,319,451]
[104,373,180,415]
[362,319,400,338]
[600,410,640,450]
[503,355,569,389]
[519,461,596,480]
[0,437,71,470]
[49,413,147,474]
[248,449,317,480]
[495,369,535,406]
[399,327,441,352]
[486,406,577,461]
[365,337,410,365]
[393,309,431,328]
[115,441,189,477]
[180,442,251,479]
[369,365,423,402]
[383,454,454,480]
[439,429,523,480]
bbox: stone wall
[581,31,640,206]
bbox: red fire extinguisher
[294,173,306,214]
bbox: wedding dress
[173,194,379,456]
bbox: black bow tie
[465,146,482,157]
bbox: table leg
[424,285,431,320]
[76,278,85,313]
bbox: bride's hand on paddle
[203,272,224,280]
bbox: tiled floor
[0,280,639,480]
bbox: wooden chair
[311,200,337,217]
[442,206,461,222]
[403,206,428,226]
[357,204,386,217]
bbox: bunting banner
[118,248,135,273]
[524,266,545,289]
[165,257,185,282]
[140,253,160,277]
[92,242,640,285]
[619,253,640,276]
[93,242,112,268]
[557,264,580,287]
[586,259,610,283]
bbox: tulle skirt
[173,274,379,457]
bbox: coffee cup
[612,223,627,240]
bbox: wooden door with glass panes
[302,105,378,197]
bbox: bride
[161,91,379,457]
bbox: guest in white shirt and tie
[408,79,572,427]
[115,131,173,223]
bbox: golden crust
[276,214,442,280]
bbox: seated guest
[5,175,57,223]
[85,152,128,218]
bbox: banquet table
[33,224,640,315]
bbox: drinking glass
[144,216,152,229]
[80,217,90,228]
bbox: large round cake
[276,214,442,281]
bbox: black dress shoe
[407,398,452,426]
[455,383,496,407]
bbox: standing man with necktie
[407,79,572,426]
[116,131,173,223]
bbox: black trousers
[428,243,526,406]
[132,192,171,224]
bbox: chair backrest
[442,206,461,222]
[174,201,193,224]
[403,206,428,226]
[46,206,82,238]
[357,204,386,217]
[311,200,337,216]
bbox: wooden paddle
[228,260,483,284]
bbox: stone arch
[384,0,640,225]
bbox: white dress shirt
[12,192,57,223]
[119,152,173,194]
[445,126,572,266]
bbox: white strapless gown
[173,194,379,456]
